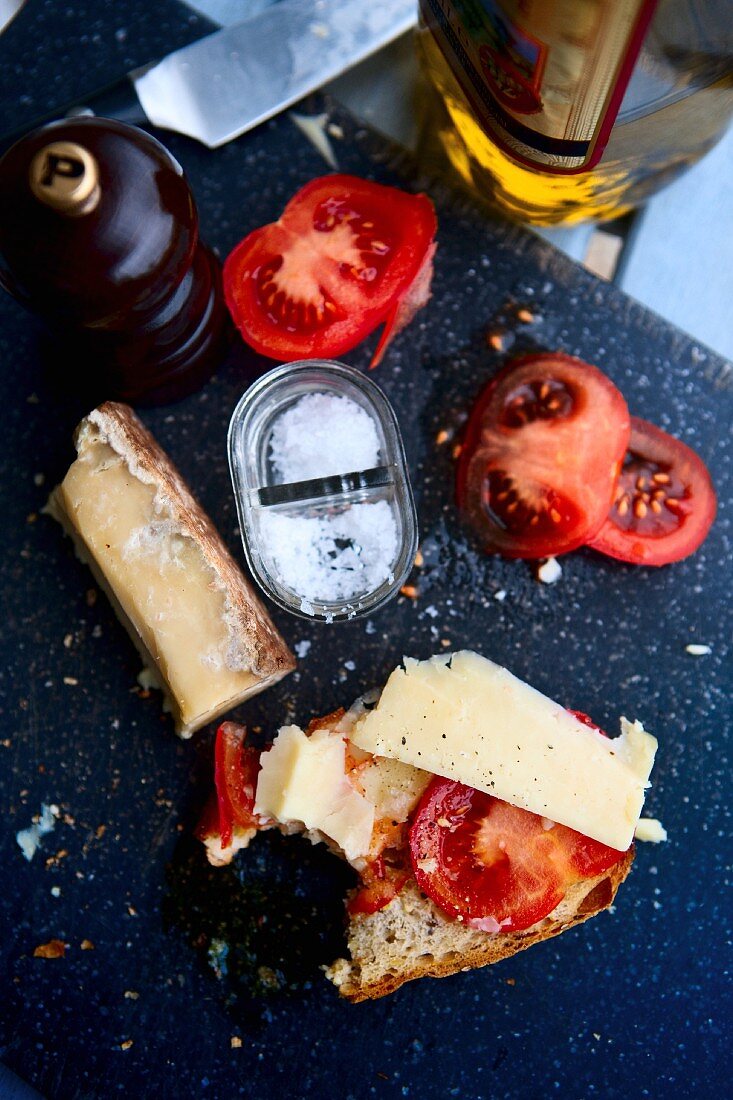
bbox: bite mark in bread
[199,695,642,1001]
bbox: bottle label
[422,0,659,174]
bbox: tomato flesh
[349,853,411,916]
[195,722,261,850]
[223,175,437,366]
[409,777,623,931]
[588,417,716,566]
[457,354,630,558]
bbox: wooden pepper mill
[0,117,231,404]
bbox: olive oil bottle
[417,0,733,224]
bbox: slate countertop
[0,5,731,1100]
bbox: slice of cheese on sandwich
[352,652,657,851]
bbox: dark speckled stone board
[0,0,214,135]
[0,100,731,1100]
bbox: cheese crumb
[634,818,668,843]
[16,803,57,861]
[685,644,712,656]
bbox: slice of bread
[326,850,634,1002]
[48,402,294,736]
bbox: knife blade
[2,0,416,150]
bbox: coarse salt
[259,500,398,603]
[257,391,401,608]
[537,557,562,584]
[269,393,381,482]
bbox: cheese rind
[254,724,374,860]
[49,403,294,736]
[352,652,657,851]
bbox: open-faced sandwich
[197,651,658,1002]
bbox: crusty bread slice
[326,849,634,1002]
[48,402,294,736]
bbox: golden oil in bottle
[416,0,733,225]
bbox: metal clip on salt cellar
[0,117,230,404]
[228,360,418,622]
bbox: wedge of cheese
[352,651,657,851]
[254,724,374,861]
[48,402,294,737]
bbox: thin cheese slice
[49,403,294,736]
[352,652,657,851]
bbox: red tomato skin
[409,777,624,931]
[588,417,716,566]
[348,855,410,916]
[206,722,261,850]
[223,175,437,365]
[456,353,630,559]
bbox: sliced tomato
[567,709,606,736]
[588,417,716,566]
[409,777,623,931]
[194,721,261,850]
[348,852,411,917]
[456,354,630,558]
[223,175,437,367]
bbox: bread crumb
[120,1040,133,1051]
[231,1036,243,1049]
[81,939,95,950]
[33,939,66,959]
[124,990,139,1000]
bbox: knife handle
[0,78,147,155]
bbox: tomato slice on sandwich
[588,417,716,565]
[456,354,630,558]
[195,722,261,851]
[409,777,624,931]
[223,175,437,367]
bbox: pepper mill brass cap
[28,141,100,216]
